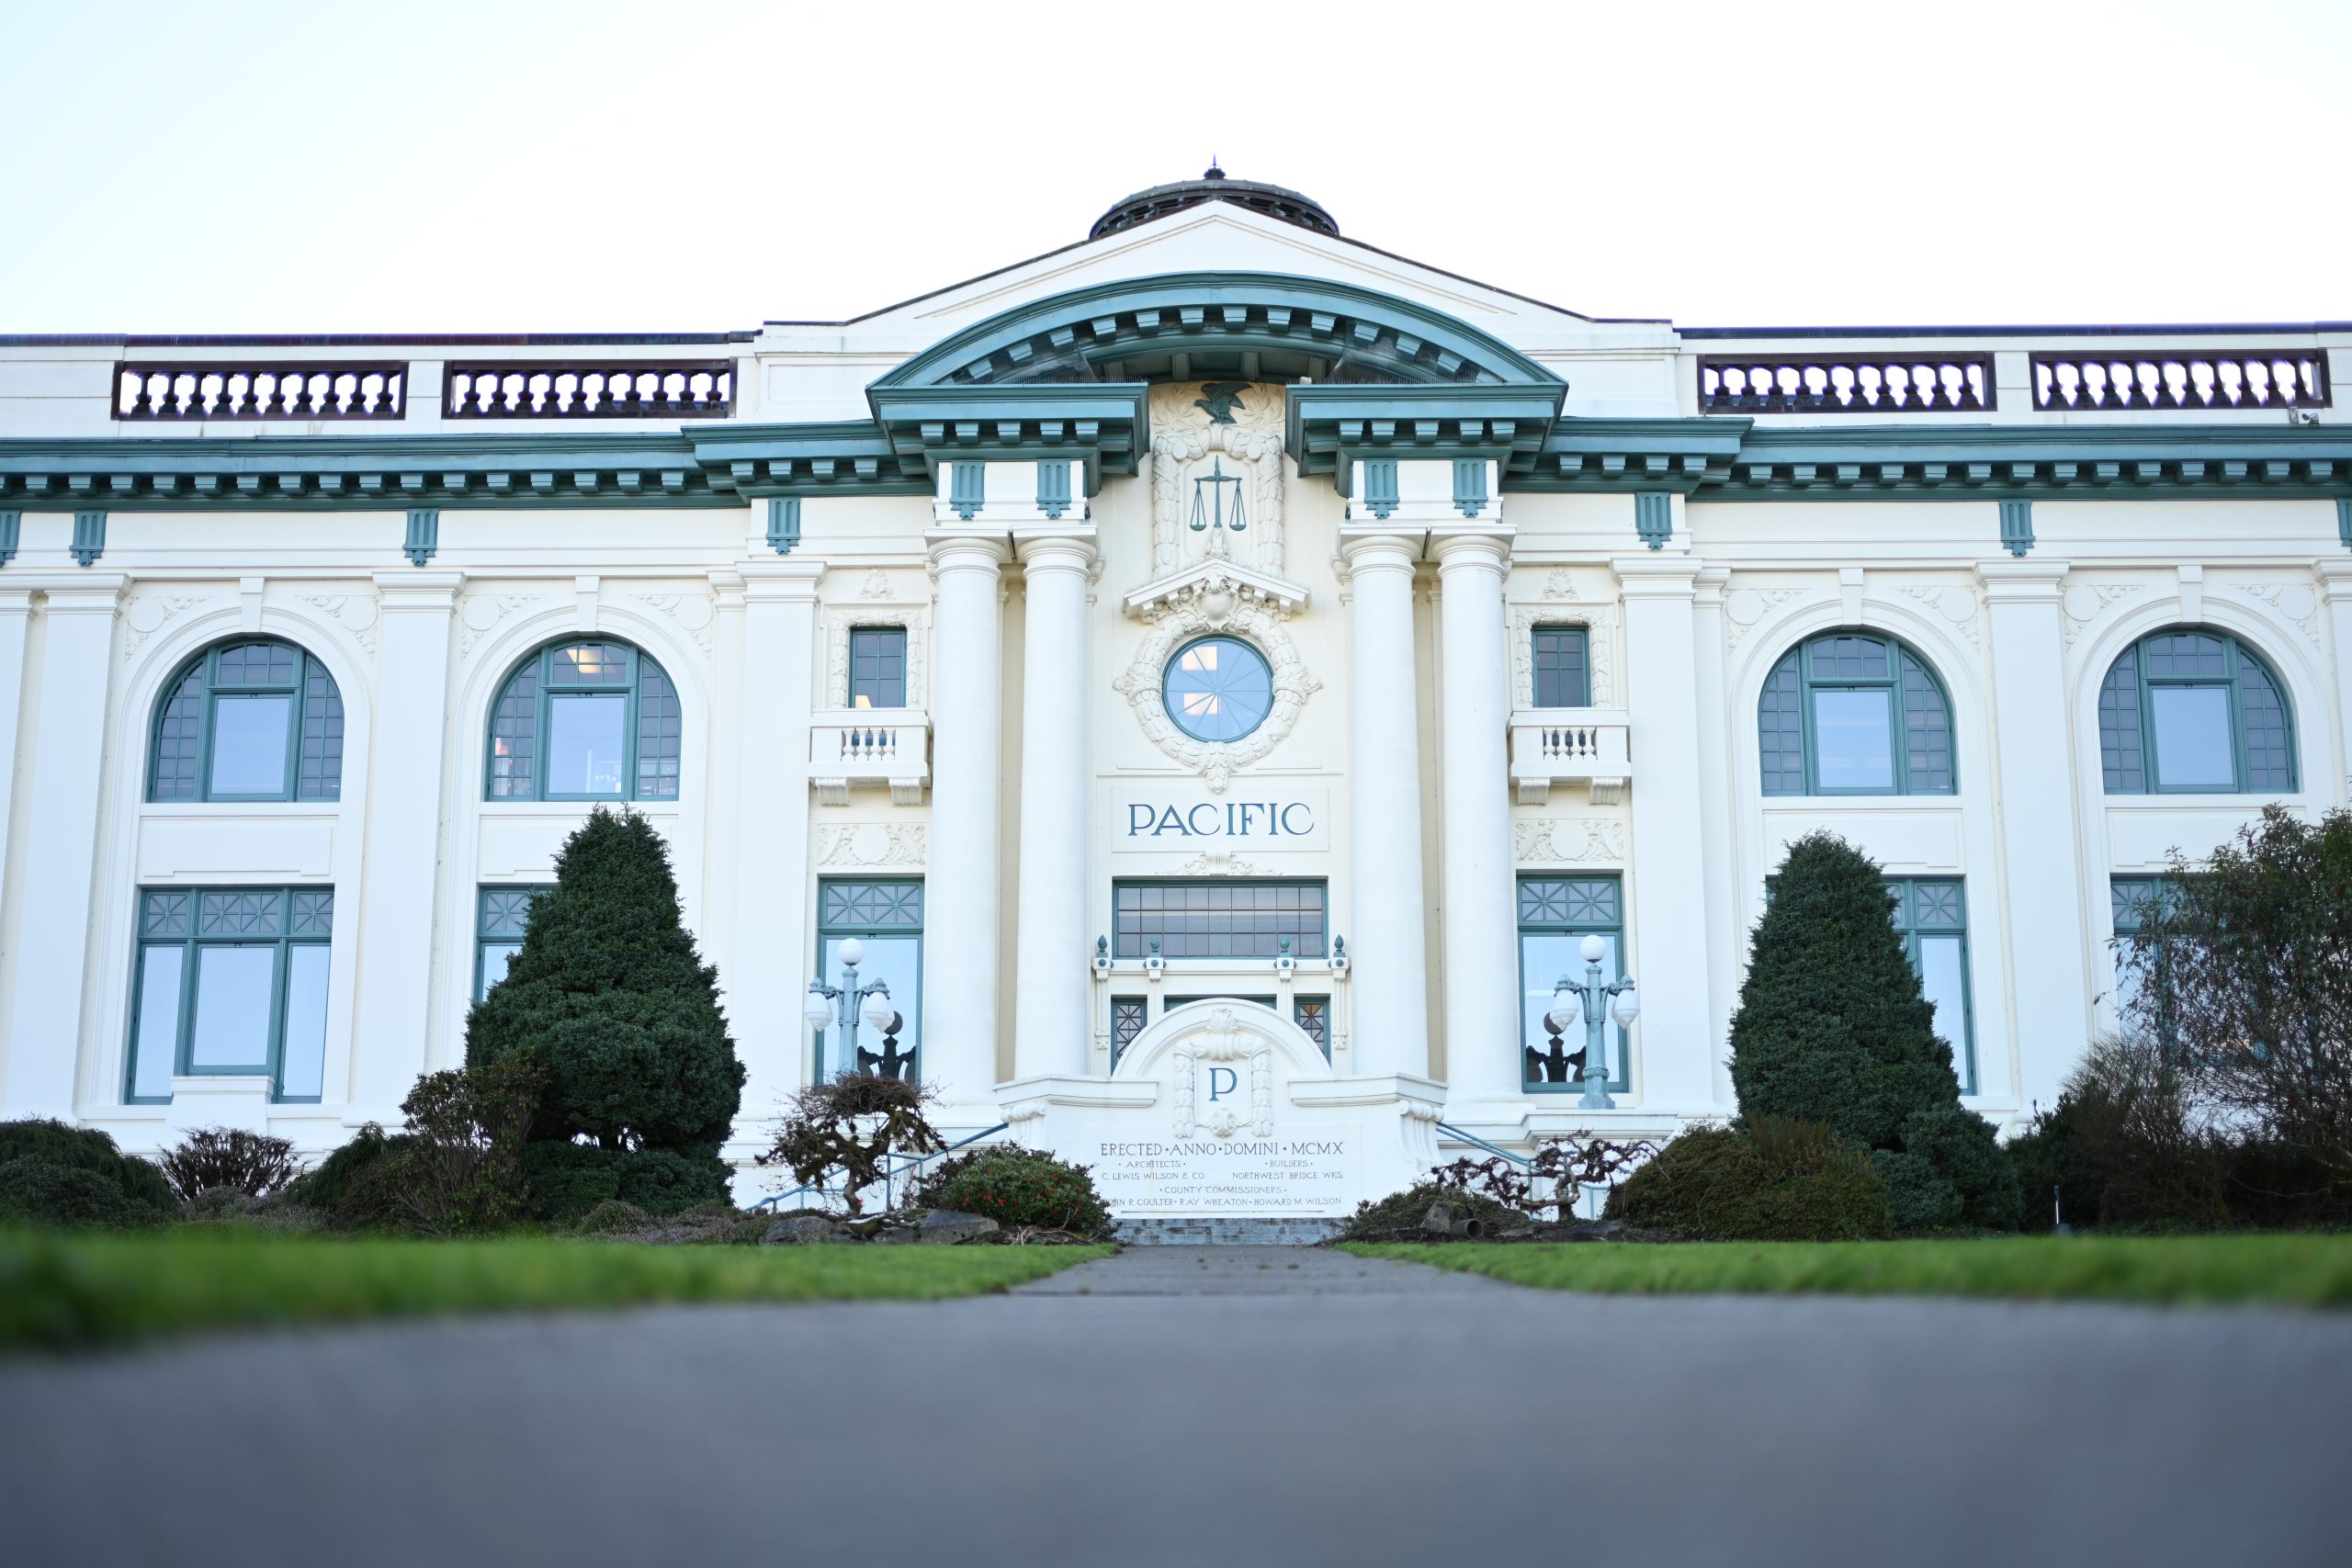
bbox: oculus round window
[1162,636,1274,743]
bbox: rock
[1421,1201,1458,1236]
[870,1225,921,1245]
[760,1214,842,1246]
[915,1209,1001,1245]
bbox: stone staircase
[1114,1215,1347,1246]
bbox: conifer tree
[467,807,744,1214]
[1729,831,2019,1229]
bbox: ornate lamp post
[1544,933,1642,1112]
[804,938,909,1078]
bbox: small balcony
[1510,709,1630,806]
[810,710,930,806]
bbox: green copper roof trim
[1700,423,2352,500]
[1286,382,1566,489]
[868,271,1566,391]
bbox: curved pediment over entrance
[1114,998,1333,1089]
[868,271,1567,394]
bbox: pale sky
[2,0,2345,335]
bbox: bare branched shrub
[383,1060,546,1236]
[157,1126,300,1202]
[2123,805,2352,1203]
[757,1073,944,1215]
[1431,1136,1659,1222]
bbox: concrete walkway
[3,1246,2346,1567]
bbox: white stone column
[1341,534,1432,1079]
[1978,559,2096,1115]
[2,576,125,1118]
[1012,536,1096,1081]
[1613,556,1716,1111]
[1432,532,1520,1106]
[925,536,1010,1108]
[0,590,31,972]
[1690,566,1738,1108]
[348,570,461,1118]
[732,558,823,1131]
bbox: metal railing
[752,1122,1012,1216]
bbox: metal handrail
[752,1121,1012,1214]
[1433,1122,1533,1168]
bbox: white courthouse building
[3,170,2346,1217]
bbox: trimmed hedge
[1605,1125,1894,1242]
[1343,1180,1532,1240]
[908,1145,1112,1237]
[0,1119,176,1228]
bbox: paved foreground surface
[5,1245,2347,1567]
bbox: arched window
[1758,631,1954,795]
[149,639,344,802]
[486,638,681,801]
[2098,629,2294,794]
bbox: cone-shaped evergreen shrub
[1729,832,2020,1231]
[466,808,743,1213]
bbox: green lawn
[0,1230,1112,1351]
[1344,1235,2352,1307]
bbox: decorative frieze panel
[1699,354,1995,414]
[2031,351,2328,412]
[814,822,927,868]
[116,363,407,421]
[1511,818,1628,865]
[443,362,735,419]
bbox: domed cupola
[1089,164,1340,241]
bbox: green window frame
[149,638,345,803]
[2098,630,2295,795]
[1887,877,1976,1093]
[848,626,908,710]
[1293,995,1330,1059]
[815,878,923,1081]
[485,638,682,802]
[127,887,334,1105]
[475,885,551,1003]
[1758,631,1954,796]
[1531,624,1590,709]
[2108,875,2182,1038]
[1110,996,1148,1067]
[1113,880,1328,959]
[1517,874,1629,1094]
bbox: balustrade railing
[1509,708,1631,807]
[443,360,735,419]
[1699,354,1995,414]
[116,362,408,421]
[2030,350,2329,412]
[810,710,931,806]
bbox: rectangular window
[816,879,923,1081]
[208,694,294,796]
[1113,880,1327,959]
[1810,688,1897,791]
[128,887,334,1104]
[547,693,628,796]
[1111,996,1148,1068]
[1294,995,1330,1059]
[1531,625,1590,709]
[1887,878,1975,1092]
[1518,875,1628,1092]
[848,627,909,710]
[2149,685,2236,791]
[477,885,552,1003]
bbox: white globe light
[1578,933,1608,965]
[861,983,896,1032]
[839,937,865,966]
[1611,987,1642,1029]
[1545,985,1583,1033]
[802,987,837,1031]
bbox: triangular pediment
[1122,558,1307,619]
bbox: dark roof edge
[1682,321,2352,341]
[0,332,758,349]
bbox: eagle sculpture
[1193,381,1250,423]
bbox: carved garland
[1114,571,1319,793]
[826,606,930,708]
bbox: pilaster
[1975,558,2093,1115]
[734,558,825,1133]
[2316,559,2352,807]
[1611,556,1716,1111]
[0,590,31,999]
[1690,565,1738,1108]
[349,570,461,1119]
[2,575,126,1117]
[1340,533,1431,1079]
[924,534,1010,1114]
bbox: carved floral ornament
[1170,1007,1276,1139]
[1510,603,1617,706]
[1114,570,1318,792]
